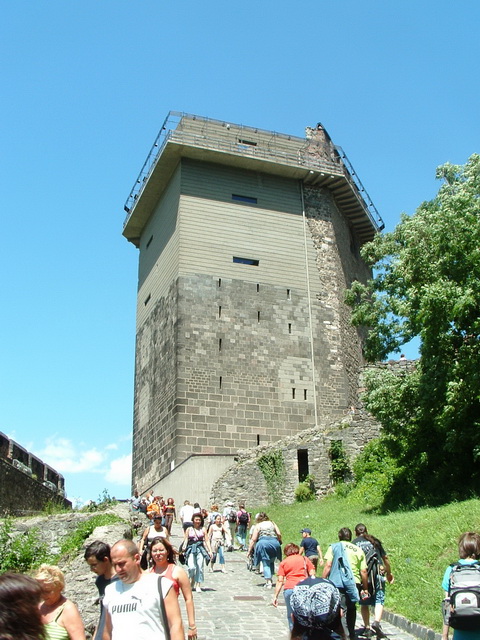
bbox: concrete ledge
[384,610,442,640]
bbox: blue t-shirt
[442,559,480,640]
[301,537,320,557]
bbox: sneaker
[221,567,226,573]
[195,585,201,593]
[264,581,273,589]
[371,622,386,638]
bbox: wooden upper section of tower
[122,111,384,247]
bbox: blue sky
[1,1,478,505]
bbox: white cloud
[38,437,105,473]
[105,453,132,486]
[105,443,118,451]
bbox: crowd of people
[0,488,478,640]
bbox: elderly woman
[247,512,282,588]
[35,564,86,640]
[290,577,345,640]
[0,572,46,640]
[273,543,316,629]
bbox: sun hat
[290,578,341,629]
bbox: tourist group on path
[0,488,479,640]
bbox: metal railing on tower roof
[123,111,384,233]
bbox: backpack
[238,510,249,525]
[447,561,480,630]
[355,538,380,595]
[228,509,237,523]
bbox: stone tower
[122,112,383,503]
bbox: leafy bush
[0,518,51,572]
[80,489,118,513]
[329,440,351,484]
[348,437,402,511]
[295,475,316,502]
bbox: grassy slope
[253,496,480,632]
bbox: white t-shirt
[179,504,195,523]
[103,573,173,640]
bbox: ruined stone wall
[210,409,381,506]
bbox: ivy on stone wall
[329,440,351,484]
[257,450,286,503]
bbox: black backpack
[238,510,249,525]
[228,509,237,523]
[447,561,480,630]
[355,538,380,595]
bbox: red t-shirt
[278,554,315,590]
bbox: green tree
[345,154,480,507]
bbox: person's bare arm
[247,526,259,555]
[360,567,369,591]
[203,527,213,554]
[273,522,282,544]
[272,574,285,607]
[383,555,394,583]
[322,559,332,579]
[164,584,185,640]
[61,599,86,640]
[317,545,324,565]
[102,610,112,640]
[175,567,197,638]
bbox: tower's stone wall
[132,280,178,491]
